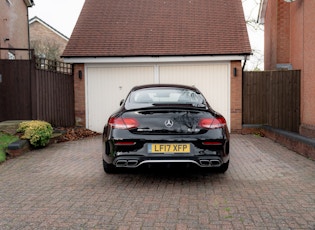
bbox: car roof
[130,84,199,92]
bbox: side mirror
[119,99,124,106]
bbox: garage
[85,62,230,133]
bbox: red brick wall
[29,20,68,60]
[264,0,278,70]
[264,0,315,138]
[230,61,243,133]
[0,1,30,59]
[73,64,86,127]
[277,1,291,64]
[264,0,291,69]
[299,0,315,138]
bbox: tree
[242,0,264,71]
[30,39,63,61]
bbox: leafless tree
[30,39,62,61]
[242,0,264,70]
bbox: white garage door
[86,62,230,133]
[86,65,155,132]
[159,63,230,128]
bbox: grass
[0,132,19,162]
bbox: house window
[8,51,15,60]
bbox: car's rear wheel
[217,160,229,173]
[103,159,117,174]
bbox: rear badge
[164,119,174,128]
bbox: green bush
[0,149,5,163]
[0,131,19,162]
[17,120,53,148]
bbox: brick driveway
[0,134,314,229]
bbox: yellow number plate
[148,143,190,153]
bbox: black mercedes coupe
[102,84,230,173]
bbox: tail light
[202,141,222,145]
[115,141,136,146]
[198,117,226,129]
[108,117,139,129]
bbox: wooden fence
[243,70,300,132]
[0,56,75,127]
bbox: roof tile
[63,0,251,57]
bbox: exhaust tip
[200,159,222,167]
[210,160,221,166]
[115,159,139,168]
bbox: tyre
[103,159,117,174]
[217,160,229,173]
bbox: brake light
[202,141,222,145]
[115,141,136,146]
[108,117,139,129]
[199,117,226,129]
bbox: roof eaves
[29,16,69,41]
[62,53,252,59]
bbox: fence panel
[0,57,74,127]
[243,70,300,132]
[34,68,75,127]
[0,60,32,121]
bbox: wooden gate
[243,70,300,132]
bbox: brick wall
[264,0,277,70]
[73,64,86,127]
[0,0,30,59]
[299,0,315,138]
[29,20,68,60]
[264,0,315,138]
[230,61,243,133]
[276,1,290,64]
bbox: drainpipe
[27,3,33,119]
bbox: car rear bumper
[108,154,228,168]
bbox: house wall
[230,61,243,133]
[29,21,68,60]
[264,0,294,69]
[264,0,278,70]
[298,0,315,138]
[73,64,86,127]
[0,0,30,59]
[264,0,315,138]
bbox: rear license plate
[148,143,190,153]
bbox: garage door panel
[159,63,230,128]
[86,65,154,132]
[86,63,230,133]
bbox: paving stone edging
[243,124,315,160]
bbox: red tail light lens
[108,117,139,129]
[115,141,136,146]
[202,141,222,145]
[199,117,226,129]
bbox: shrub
[0,149,5,163]
[17,120,53,148]
[0,131,19,162]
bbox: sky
[28,0,263,70]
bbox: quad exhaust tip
[199,159,221,167]
[115,159,222,168]
[115,160,139,168]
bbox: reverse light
[108,117,139,129]
[198,117,226,129]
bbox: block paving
[0,134,314,229]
